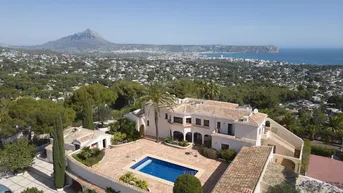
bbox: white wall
[67,153,145,193]
[47,149,53,163]
[234,123,258,142]
[261,137,294,157]
[212,135,255,152]
[144,106,171,138]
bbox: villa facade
[127,98,304,173]
[45,127,111,163]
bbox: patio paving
[92,138,229,193]
[0,158,76,193]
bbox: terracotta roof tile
[212,146,273,193]
[203,100,239,109]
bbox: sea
[203,48,343,65]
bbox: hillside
[19,29,278,53]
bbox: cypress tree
[53,114,66,189]
[82,98,94,130]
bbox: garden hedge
[173,174,202,193]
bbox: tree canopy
[0,138,36,173]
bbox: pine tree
[82,98,94,130]
[53,114,66,189]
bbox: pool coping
[123,154,205,186]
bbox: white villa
[126,98,304,172]
[41,98,307,193]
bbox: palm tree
[325,115,343,143]
[280,113,302,135]
[198,80,220,100]
[207,80,220,100]
[141,82,176,142]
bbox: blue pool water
[130,156,198,182]
[0,184,11,193]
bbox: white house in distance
[127,98,304,172]
[45,127,111,163]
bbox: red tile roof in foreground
[212,146,273,193]
[307,154,343,189]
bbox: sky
[0,0,342,48]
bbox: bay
[203,48,343,65]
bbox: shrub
[119,172,135,183]
[179,140,189,147]
[111,132,127,144]
[78,189,97,193]
[21,187,44,193]
[265,182,300,193]
[199,147,218,159]
[73,147,105,167]
[119,118,140,141]
[219,149,237,162]
[135,179,148,190]
[173,174,202,193]
[119,172,148,190]
[300,139,311,175]
[105,187,120,193]
[311,145,335,157]
[164,136,172,143]
[108,118,140,142]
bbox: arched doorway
[266,121,271,127]
[173,131,184,141]
[204,134,212,148]
[139,125,145,137]
[70,179,83,192]
[275,158,296,171]
[280,158,296,171]
[193,132,202,145]
[185,132,192,143]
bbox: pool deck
[92,138,229,193]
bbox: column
[192,132,194,144]
[201,135,204,145]
[183,132,186,141]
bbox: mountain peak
[74,28,102,39]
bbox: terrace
[91,138,229,193]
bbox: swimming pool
[130,156,198,183]
[0,184,12,193]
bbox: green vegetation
[164,137,189,147]
[78,189,97,193]
[66,84,118,112]
[173,174,202,193]
[52,114,66,188]
[21,187,44,193]
[108,118,140,144]
[0,138,35,174]
[300,139,311,175]
[73,147,105,167]
[141,82,176,142]
[119,172,148,190]
[265,182,300,193]
[199,147,218,159]
[219,149,237,162]
[82,98,94,130]
[94,104,112,127]
[311,145,336,157]
[105,187,120,193]
[111,132,127,144]
[1,98,75,139]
